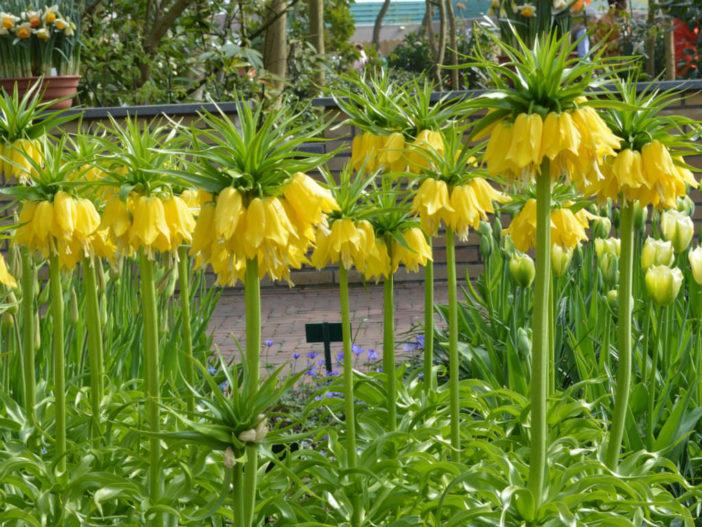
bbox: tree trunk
[432,0,447,86]
[308,0,325,90]
[664,19,676,80]
[373,0,392,50]
[264,0,288,90]
[446,0,458,90]
[645,0,656,77]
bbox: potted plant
[0,1,81,108]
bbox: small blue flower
[367,349,379,360]
[317,358,325,366]
[41,448,47,454]
[327,391,342,398]
[351,344,364,356]
[292,353,301,360]
[306,366,317,377]
[315,394,323,401]
[336,351,344,362]
[207,366,217,375]
[323,435,329,440]
[219,380,229,392]
[326,370,339,377]
[265,340,275,347]
[307,350,318,360]
[375,367,383,373]
[403,343,414,352]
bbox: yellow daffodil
[1,13,19,29]
[35,27,49,41]
[517,4,536,17]
[43,5,58,23]
[645,265,683,307]
[15,22,31,38]
[660,209,693,254]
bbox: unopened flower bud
[478,221,492,237]
[641,237,674,270]
[551,244,573,278]
[606,289,618,311]
[69,290,79,325]
[493,216,502,239]
[34,313,40,350]
[677,195,695,217]
[594,238,620,259]
[255,415,268,442]
[599,252,618,287]
[645,265,683,307]
[509,253,535,288]
[238,429,257,443]
[517,327,531,356]
[2,312,13,329]
[7,292,18,315]
[223,447,236,469]
[634,203,648,232]
[660,209,693,254]
[591,216,611,239]
[480,235,493,259]
[100,296,108,326]
[97,259,106,294]
[689,246,702,286]
[37,282,49,305]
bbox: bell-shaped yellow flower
[641,237,674,270]
[74,198,100,240]
[2,138,41,184]
[378,132,407,172]
[506,113,543,170]
[164,196,196,247]
[406,129,444,171]
[262,197,291,248]
[14,201,37,247]
[129,196,171,253]
[412,178,454,236]
[392,227,432,273]
[33,201,55,248]
[52,191,77,239]
[540,112,580,161]
[449,178,508,241]
[191,202,216,257]
[329,218,361,270]
[0,253,17,289]
[101,196,132,240]
[551,208,588,250]
[351,132,383,172]
[645,265,683,307]
[214,187,243,242]
[689,246,702,285]
[660,209,693,254]
[243,198,266,258]
[283,172,338,237]
[363,238,391,282]
[505,199,537,253]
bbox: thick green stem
[20,247,34,423]
[139,252,163,527]
[178,246,195,415]
[424,239,435,394]
[340,265,361,527]
[647,305,661,450]
[234,464,245,527]
[605,203,634,470]
[527,163,551,504]
[696,320,702,406]
[548,271,555,396]
[49,253,66,473]
[83,257,104,441]
[243,258,260,527]
[446,227,460,458]
[383,242,396,431]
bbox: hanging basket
[0,75,80,110]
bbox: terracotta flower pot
[0,75,80,110]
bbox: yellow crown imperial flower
[283,172,339,232]
[163,196,196,247]
[391,227,432,273]
[660,209,693,254]
[378,132,407,173]
[551,208,588,250]
[351,132,384,173]
[411,178,454,236]
[506,113,543,170]
[645,265,683,307]
[0,254,17,289]
[128,195,171,254]
[363,239,391,282]
[214,187,244,242]
[328,218,362,270]
[406,129,444,171]
[1,138,41,184]
[448,178,508,241]
[190,202,216,259]
[505,199,537,253]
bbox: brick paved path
[209,282,450,373]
